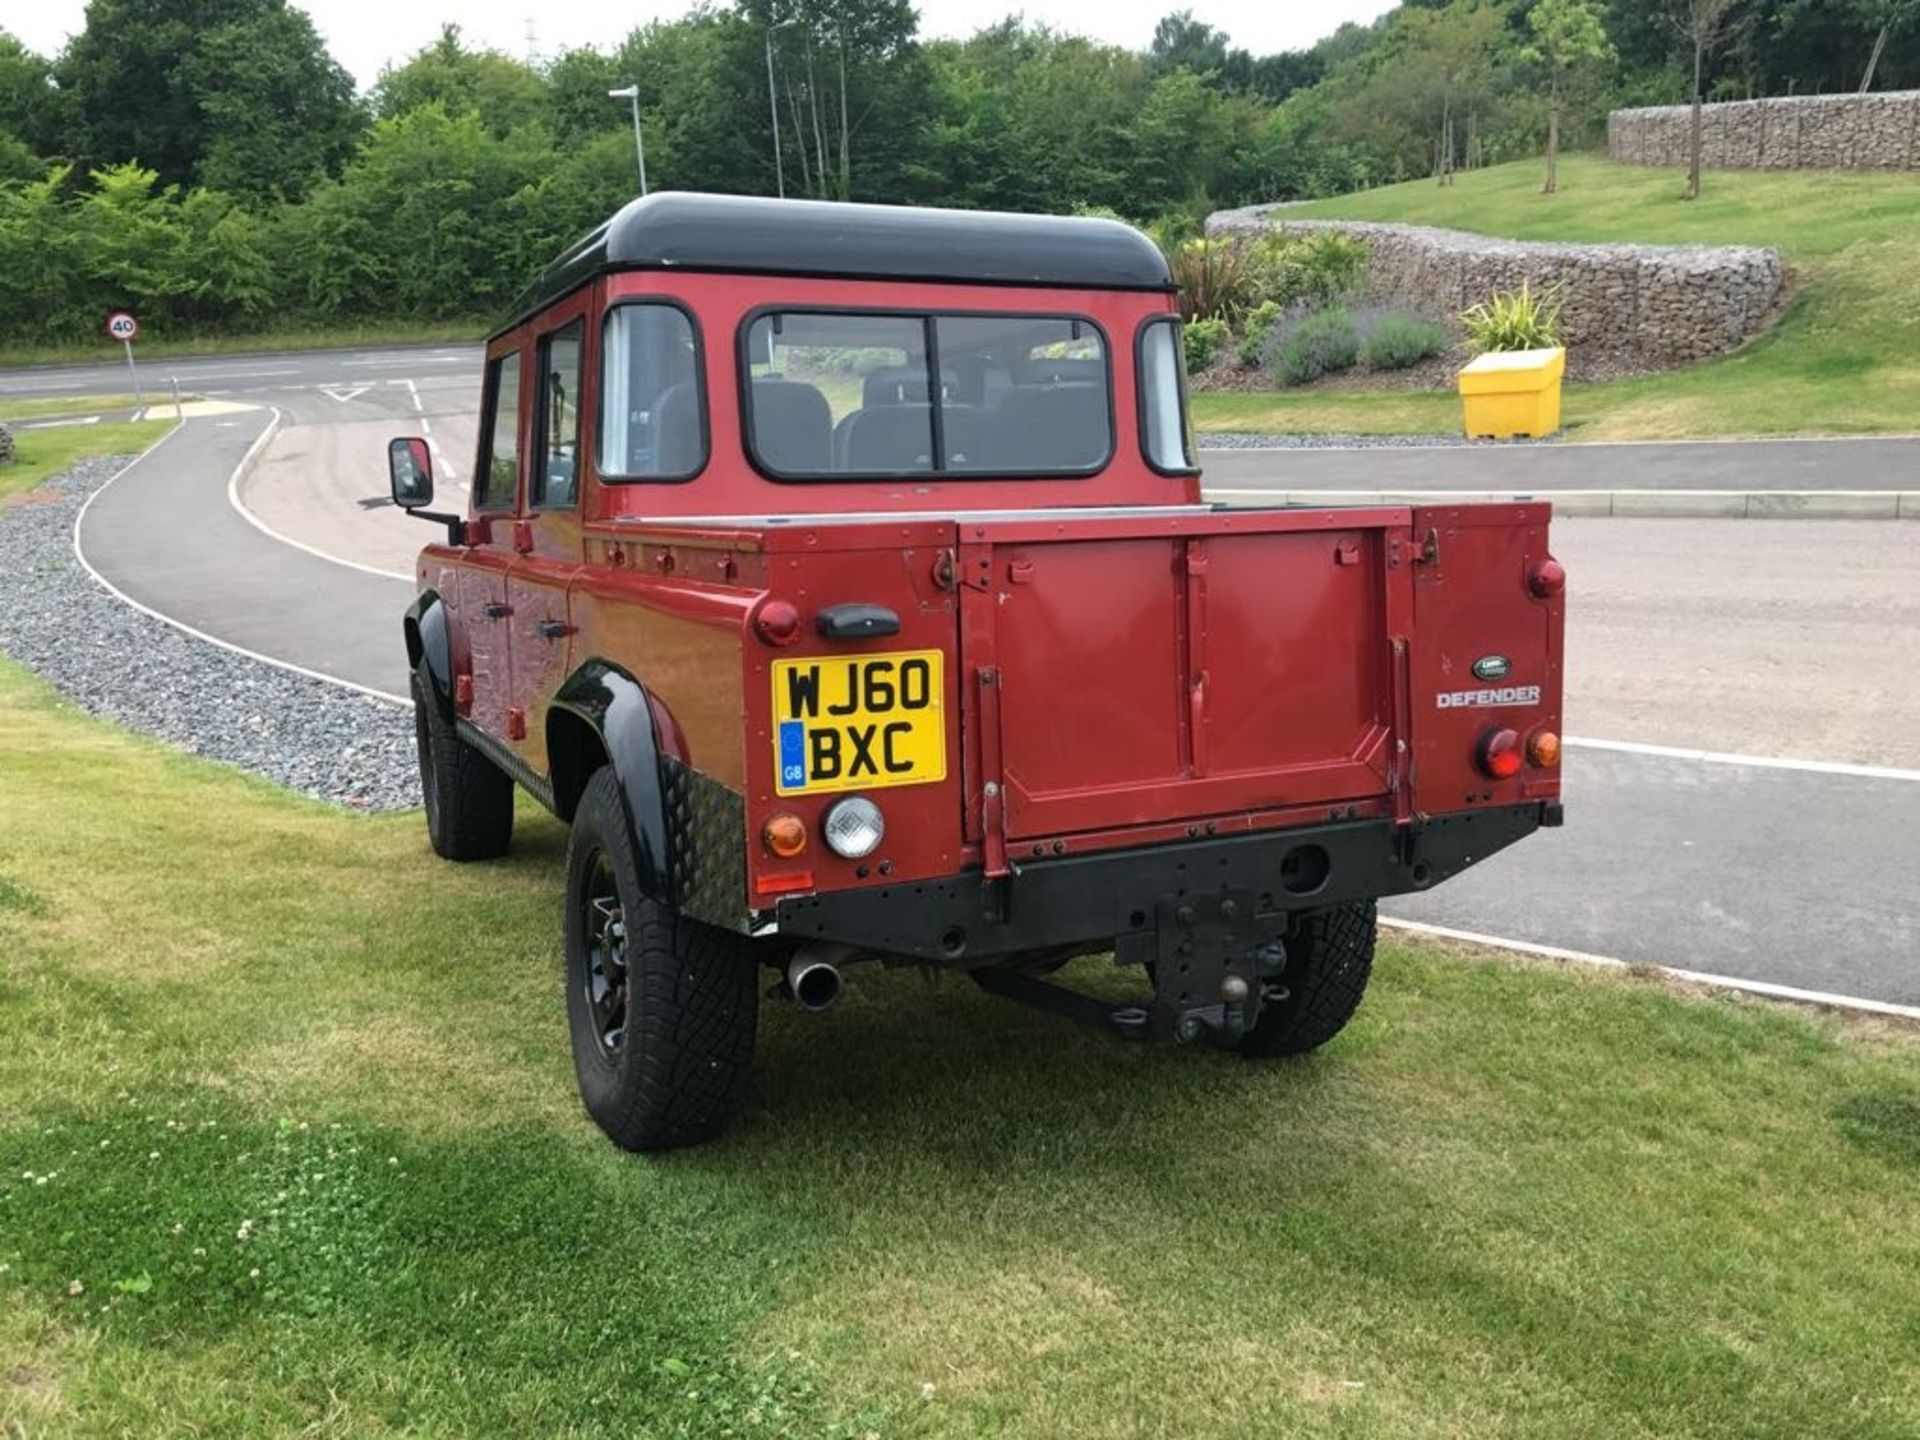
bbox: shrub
[1360,310,1450,370]
[1167,238,1252,324]
[1461,280,1564,353]
[1237,299,1282,367]
[1247,229,1371,310]
[1268,306,1360,387]
[1184,316,1230,372]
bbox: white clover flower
[67,1279,83,1296]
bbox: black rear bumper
[774,802,1552,963]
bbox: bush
[1360,310,1450,370]
[1268,306,1359,387]
[1247,229,1370,310]
[1237,300,1282,367]
[1184,316,1230,372]
[1461,280,1564,353]
[1167,238,1252,324]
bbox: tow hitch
[972,888,1287,1045]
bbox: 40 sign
[105,311,140,343]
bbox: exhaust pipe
[786,947,844,1013]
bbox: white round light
[822,796,885,859]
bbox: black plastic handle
[815,603,901,640]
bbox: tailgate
[957,509,1412,845]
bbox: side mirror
[388,436,434,509]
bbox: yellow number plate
[772,650,946,795]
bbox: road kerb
[1207,487,1920,519]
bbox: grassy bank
[0,419,173,501]
[1193,155,1920,441]
[1,657,1917,1435]
[0,320,484,371]
[0,395,145,424]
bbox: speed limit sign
[105,310,140,342]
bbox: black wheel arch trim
[549,660,672,904]
[404,589,454,718]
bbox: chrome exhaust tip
[786,951,843,1013]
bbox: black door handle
[816,603,901,639]
[537,620,573,640]
[483,602,513,620]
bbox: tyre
[564,766,758,1151]
[1234,901,1377,1058]
[412,661,514,861]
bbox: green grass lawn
[0,319,485,371]
[0,395,147,424]
[1192,155,1920,442]
[2,656,1918,1435]
[0,419,174,501]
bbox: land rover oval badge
[1472,655,1512,682]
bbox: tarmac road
[10,344,1917,1007]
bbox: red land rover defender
[388,193,1565,1151]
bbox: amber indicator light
[762,812,808,858]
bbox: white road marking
[71,422,411,707]
[1381,918,1920,1022]
[319,385,371,403]
[341,355,471,367]
[223,405,415,584]
[405,378,424,413]
[1565,735,1920,783]
[419,416,433,434]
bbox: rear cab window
[532,320,583,508]
[741,310,1112,479]
[475,350,523,512]
[597,302,707,482]
[1137,316,1197,475]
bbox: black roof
[497,192,1174,332]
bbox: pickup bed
[388,193,1565,1150]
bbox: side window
[476,351,522,511]
[597,303,707,482]
[1138,317,1196,475]
[533,320,584,509]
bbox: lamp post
[608,85,648,196]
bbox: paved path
[1200,434,1920,493]
[77,411,414,697]
[8,344,1916,1008]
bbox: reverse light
[753,598,802,647]
[1527,729,1562,768]
[1528,558,1567,598]
[762,812,807,858]
[822,796,885,859]
[1476,727,1524,780]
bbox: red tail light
[1528,558,1567,598]
[1477,727,1523,779]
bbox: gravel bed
[1198,432,1553,450]
[0,455,421,811]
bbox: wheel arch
[549,660,671,903]
[404,589,453,717]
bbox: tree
[1523,0,1614,194]
[372,25,547,137]
[1666,0,1737,200]
[53,0,360,202]
[1854,0,1919,90]
[0,31,59,159]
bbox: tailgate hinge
[1390,528,1441,569]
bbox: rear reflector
[1477,727,1524,780]
[753,599,802,646]
[753,870,814,898]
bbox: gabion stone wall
[1205,209,1786,366]
[1608,92,1920,170]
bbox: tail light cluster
[1476,726,1560,780]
